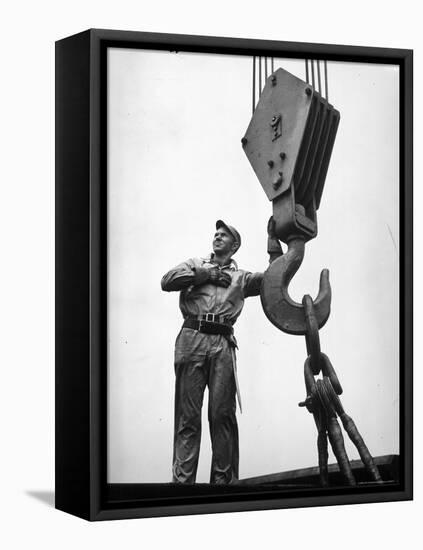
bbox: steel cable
[324,60,329,101]
[252,56,256,114]
[317,60,322,94]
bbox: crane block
[242,67,340,243]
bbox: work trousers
[172,329,238,484]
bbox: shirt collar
[203,253,238,271]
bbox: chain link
[299,297,382,486]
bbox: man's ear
[231,241,240,253]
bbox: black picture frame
[55,28,413,521]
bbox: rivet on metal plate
[272,176,283,190]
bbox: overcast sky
[107,47,399,483]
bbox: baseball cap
[216,220,241,249]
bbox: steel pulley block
[242,67,340,244]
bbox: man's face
[212,227,237,256]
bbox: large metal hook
[260,238,331,335]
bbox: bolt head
[241,137,248,146]
[271,75,277,85]
[272,176,283,190]
[267,160,274,168]
[305,87,312,96]
[279,152,286,160]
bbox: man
[161,219,282,484]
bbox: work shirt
[161,254,263,324]
[161,254,263,363]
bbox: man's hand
[208,267,232,288]
[267,216,277,239]
[193,266,232,287]
[267,216,283,262]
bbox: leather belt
[197,313,230,324]
[183,317,233,336]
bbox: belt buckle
[205,313,214,322]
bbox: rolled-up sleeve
[161,259,197,292]
[243,271,263,297]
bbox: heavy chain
[299,295,382,487]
